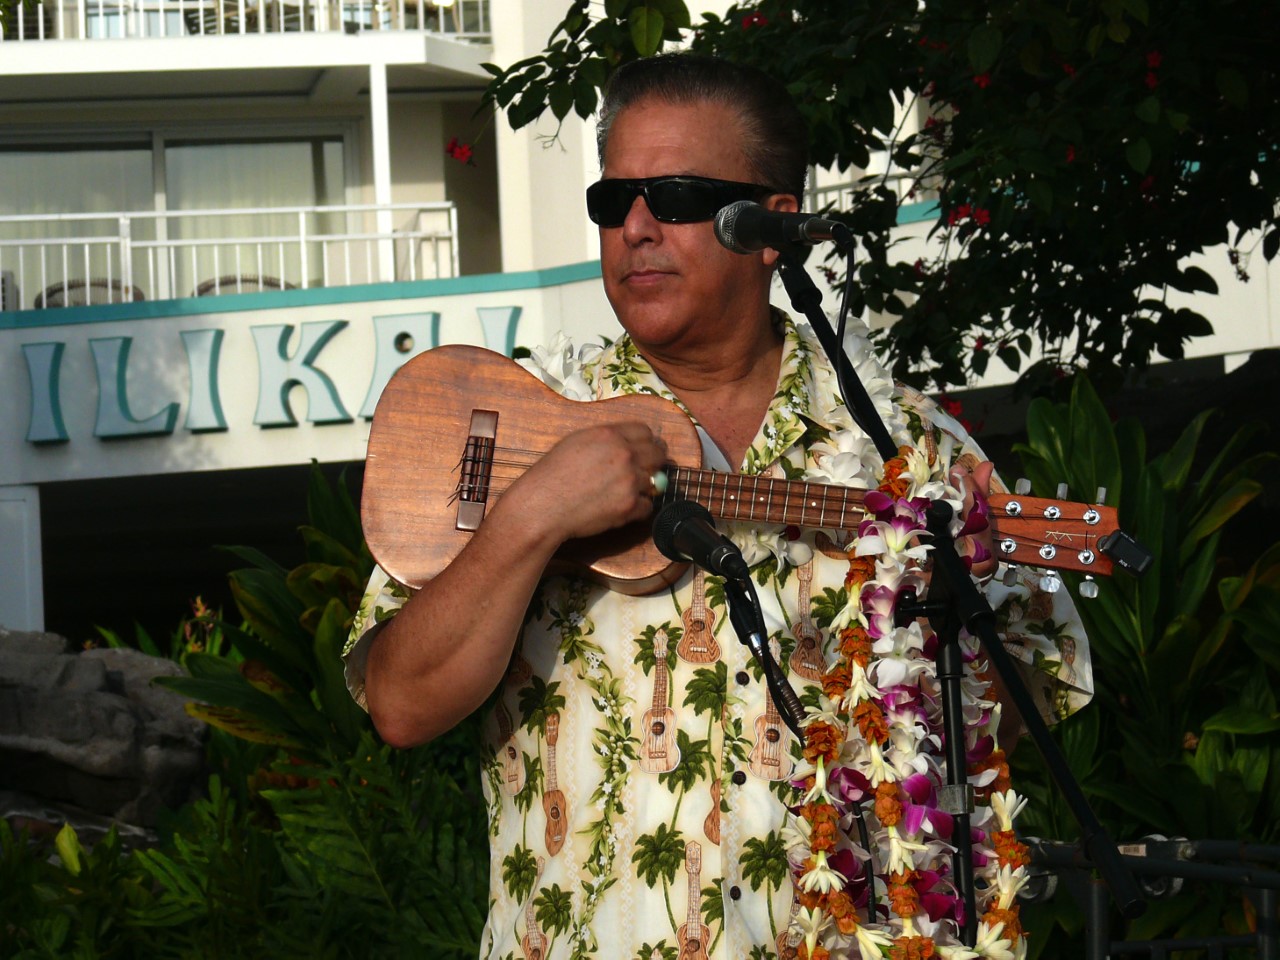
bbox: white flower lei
[781,324,1031,960]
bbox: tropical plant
[0,464,490,959]
[480,0,1280,393]
[1007,375,1280,955]
[92,596,228,663]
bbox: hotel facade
[1,1,1274,635]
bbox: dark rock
[0,631,206,829]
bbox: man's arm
[363,422,667,747]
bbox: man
[344,54,1091,960]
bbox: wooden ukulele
[495,698,525,796]
[677,568,721,663]
[703,777,720,846]
[676,841,711,960]
[363,345,1123,595]
[788,560,826,682]
[775,899,801,960]
[542,712,566,856]
[748,638,795,782]
[640,628,681,775]
[521,856,547,960]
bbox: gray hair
[596,53,809,200]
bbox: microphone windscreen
[713,200,758,254]
[651,499,715,562]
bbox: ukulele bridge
[456,409,498,531]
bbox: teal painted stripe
[0,260,604,330]
[898,200,940,225]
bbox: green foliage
[93,597,230,664]
[0,464,489,958]
[1009,376,1279,954]
[481,0,1280,392]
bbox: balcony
[0,0,487,41]
[0,201,458,311]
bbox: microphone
[651,500,750,580]
[714,200,853,253]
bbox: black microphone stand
[773,248,1146,945]
[722,574,806,740]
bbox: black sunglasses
[585,175,774,227]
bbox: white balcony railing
[0,0,487,41]
[0,201,458,310]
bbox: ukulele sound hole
[651,720,666,736]
[765,729,780,743]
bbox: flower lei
[785,439,1032,960]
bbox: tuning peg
[1038,571,1062,594]
[1079,575,1099,599]
[1015,478,1031,495]
[1002,563,1020,587]
[1095,486,1107,505]
[1056,482,1069,500]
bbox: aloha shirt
[342,313,1093,960]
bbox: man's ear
[759,193,801,267]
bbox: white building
[1,2,1274,635]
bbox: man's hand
[507,421,669,545]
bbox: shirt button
[729,886,742,900]
[735,671,750,685]
[732,771,746,785]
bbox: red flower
[1061,62,1076,77]
[445,137,474,165]
[1147,50,1163,68]
[913,258,926,277]
[741,11,768,28]
[972,207,991,226]
[973,336,987,351]
[1145,71,1159,89]
[973,72,991,89]
[1139,174,1155,193]
[1065,144,1076,163]
[941,396,963,417]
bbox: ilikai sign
[20,306,524,444]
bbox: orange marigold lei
[887,869,921,918]
[889,935,938,959]
[970,747,1012,800]
[991,829,1031,869]
[983,904,1024,941]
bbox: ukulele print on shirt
[542,711,566,856]
[521,856,547,960]
[495,697,526,796]
[677,841,710,960]
[788,559,827,681]
[677,568,721,664]
[640,627,681,775]
[748,637,795,782]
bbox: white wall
[0,486,43,630]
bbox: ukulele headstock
[989,481,1117,598]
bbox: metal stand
[774,252,1147,944]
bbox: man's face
[597,97,795,352]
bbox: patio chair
[192,274,296,297]
[33,279,146,309]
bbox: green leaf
[1125,137,1152,174]
[1202,705,1280,736]
[1027,178,1053,213]
[548,80,574,121]
[967,24,1003,73]
[1135,96,1160,124]
[1216,67,1248,108]
[1180,479,1262,562]
[54,823,82,876]
[629,5,665,56]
